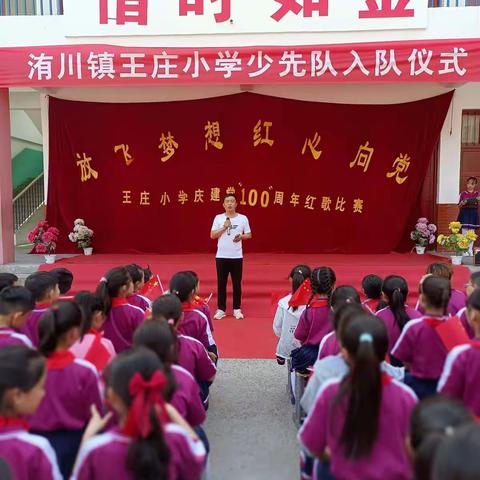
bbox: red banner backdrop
[0,39,478,87]
[46,92,452,254]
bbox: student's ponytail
[38,301,83,356]
[108,349,171,480]
[288,264,311,312]
[169,272,196,303]
[382,275,410,331]
[421,276,451,315]
[305,267,336,321]
[334,313,388,459]
[95,267,131,314]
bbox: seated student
[318,286,361,360]
[95,267,144,353]
[273,264,311,365]
[299,314,417,480]
[408,396,473,480]
[29,302,103,479]
[125,263,151,311]
[49,268,74,299]
[0,273,18,291]
[72,348,206,480]
[392,276,452,400]
[186,271,214,333]
[169,272,217,359]
[376,275,422,357]
[21,272,60,346]
[70,291,116,372]
[415,263,466,316]
[432,423,480,480]
[301,307,404,415]
[438,288,480,416]
[361,274,387,313]
[0,346,62,480]
[133,321,209,453]
[292,267,336,372]
[151,294,216,405]
[0,287,34,348]
[457,271,480,339]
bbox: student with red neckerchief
[0,345,62,480]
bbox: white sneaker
[233,309,244,320]
[213,309,226,320]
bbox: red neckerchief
[47,350,75,370]
[0,327,13,337]
[381,373,392,386]
[35,303,50,310]
[470,340,480,348]
[111,297,129,308]
[423,316,449,329]
[59,295,74,301]
[181,302,197,313]
[309,299,329,308]
[85,329,111,371]
[0,416,29,430]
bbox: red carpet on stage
[40,253,470,359]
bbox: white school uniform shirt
[273,294,304,359]
[211,213,251,259]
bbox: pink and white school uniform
[376,306,422,354]
[171,365,206,428]
[362,298,380,314]
[317,332,340,360]
[19,304,50,347]
[70,329,116,372]
[179,304,216,351]
[438,341,480,417]
[102,298,144,353]
[0,327,33,348]
[457,307,475,339]
[391,315,450,381]
[127,293,151,312]
[72,425,206,480]
[299,375,417,480]
[0,421,62,480]
[29,351,103,432]
[294,301,332,346]
[177,335,217,383]
[415,289,466,316]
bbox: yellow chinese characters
[194,189,204,203]
[158,131,179,162]
[290,193,300,207]
[350,141,374,173]
[122,190,132,204]
[386,153,411,185]
[253,120,274,147]
[274,191,284,205]
[76,153,98,182]
[353,199,364,213]
[210,188,221,202]
[321,197,331,211]
[140,191,150,206]
[205,121,224,151]
[178,190,188,205]
[302,132,322,160]
[114,144,134,166]
[335,197,346,212]
[160,192,170,206]
[304,195,316,210]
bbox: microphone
[226,215,231,236]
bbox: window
[462,111,480,145]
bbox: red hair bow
[122,370,169,438]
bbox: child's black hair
[95,267,132,314]
[332,302,364,334]
[410,396,473,480]
[467,288,480,312]
[143,266,153,283]
[0,287,34,316]
[331,286,361,313]
[288,264,311,312]
[470,271,480,289]
[420,276,451,315]
[467,176,478,184]
[74,291,105,337]
[308,267,336,306]
[382,275,411,331]
[169,272,196,304]
[361,275,383,300]
[125,264,144,286]
[49,268,74,295]
[0,273,18,292]
[152,294,182,325]
[426,262,453,280]
[24,271,58,303]
[38,301,83,356]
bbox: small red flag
[139,274,164,301]
[85,331,112,372]
[288,278,312,308]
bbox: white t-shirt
[211,213,251,259]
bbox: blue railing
[0,0,63,15]
[429,0,480,5]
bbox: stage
[40,253,470,359]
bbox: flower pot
[44,254,56,264]
[83,247,93,256]
[451,255,463,266]
[415,245,426,255]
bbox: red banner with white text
[46,92,452,254]
[0,39,479,87]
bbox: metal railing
[13,174,44,232]
[0,0,63,15]
[429,0,480,6]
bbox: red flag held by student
[85,330,111,372]
[139,274,163,301]
[288,279,312,308]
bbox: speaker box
[475,251,480,266]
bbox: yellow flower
[449,221,462,231]
[466,230,478,242]
[437,234,445,244]
[451,228,460,234]
[458,238,470,250]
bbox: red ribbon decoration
[0,416,29,430]
[122,370,169,439]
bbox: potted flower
[68,219,94,255]
[27,221,59,264]
[410,217,437,254]
[437,221,478,265]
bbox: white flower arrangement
[68,218,94,249]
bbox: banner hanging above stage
[0,38,478,87]
[46,92,452,254]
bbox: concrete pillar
[0,88,14,265]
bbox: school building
[1,0,480,264]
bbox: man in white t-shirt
[210,194,252,320]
